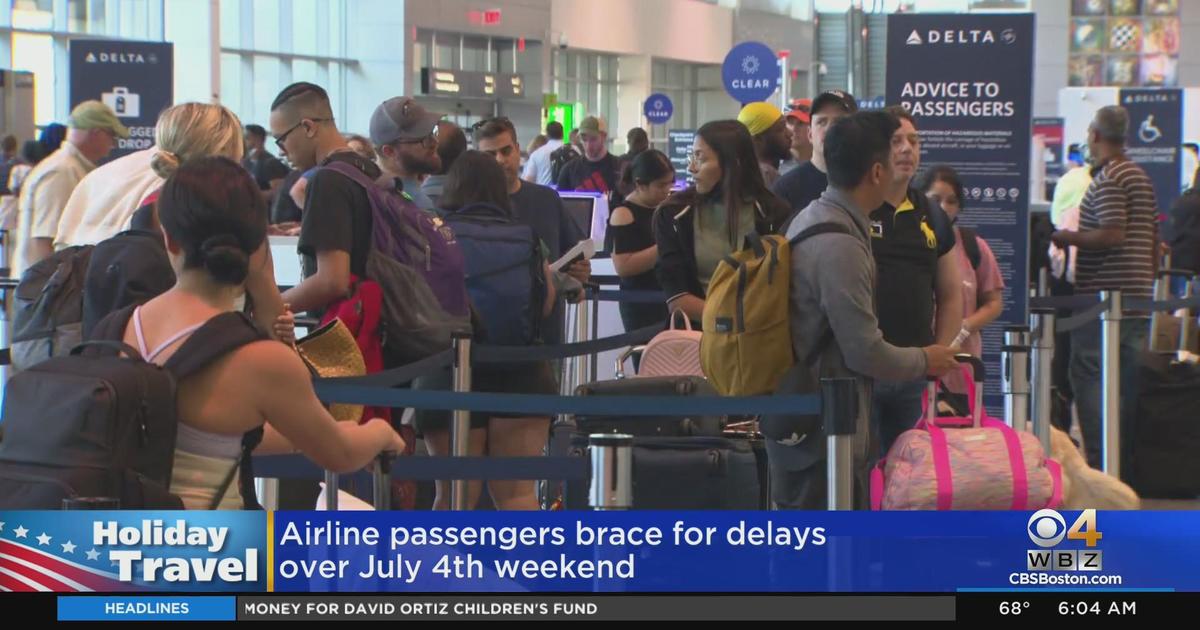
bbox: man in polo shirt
[772,90,858,225]
[1051,105,1157,475]
[12,100,127,276]
[870,106,962,456]
[737,102,792,187]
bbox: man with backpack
[766,110,958,510]
[473,117,590,345]
[273,83,379,318]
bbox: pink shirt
[944,227,1005,396]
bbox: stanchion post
[1181,280,1196,354]
[450,333,474,511]
[1149,269,1170,351]
[255,478,279,511]
[373,451,393,511]
[574,293,592,389]
[324,470,338,510]
[588,434,633,510]
[1002,326,1031,431]
[822,377,858,511]
[1100,290,1122,477]
[589,284,600,380]
[1029,309,1055,454]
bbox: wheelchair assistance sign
[70,39,173,161]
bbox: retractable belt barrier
[1027,293,1200,334]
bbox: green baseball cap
[68,100,130,139]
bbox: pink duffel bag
[871,356,1063,511]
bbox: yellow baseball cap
[68,100,130,139]
[737,102,784,137]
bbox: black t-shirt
[556,153,620,195]
[610,201,668,331]
[271,168,304,224]
[771,161,828,225]
[297,151,380,282]
[510,182,586,345]
[243,151,290,191]
[870,188,957,348]
[510,182,583,260]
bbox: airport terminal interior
[0,0,1198,513]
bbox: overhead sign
[643,93,673,125]
[1120,88,1182,215]
[421,68,524,99]
[721,41,779,104]
[887,12,1034,409]
[69,39,173,161]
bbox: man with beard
[737,102,793,188]
[372,97,442,212]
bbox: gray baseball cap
[369,96,443,146]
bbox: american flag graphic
[0,520,137,592]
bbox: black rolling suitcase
[551,376,761,510]
[1133,352,1200,498]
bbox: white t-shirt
[12,142,96,277]
[522,139,564,186]
[53,148,163,251]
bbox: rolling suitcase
[1132,352,1200,498]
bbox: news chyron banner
[3,509,1200,620]
[886,13,1035,408]
[69,39,173,161]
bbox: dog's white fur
[1050,427,1141,510]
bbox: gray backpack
[11,245,92,370]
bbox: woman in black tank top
[608,150,675,331]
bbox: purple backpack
[324,161,470,318]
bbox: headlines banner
[885,13,1035,408]
[4,510,1199,594]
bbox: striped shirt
[1074,157,1157,299]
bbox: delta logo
[905,28,1016,46]
[84,52,159,64]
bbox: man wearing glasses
[370,96,444,212]
[272,82,378,321]
[13,100,127,276]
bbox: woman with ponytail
[103,157,406,509]
[84,102,290,343]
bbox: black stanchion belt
[471,322,662,363]
[1055,299,1113,334]
[309,383,822,417]
[253,454,590,482]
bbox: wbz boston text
[1011,509,1123,587]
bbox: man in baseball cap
[370,96,443,211]
[782,98,813,174]
[557,115,620,195]
[771,90,859,223]
[738,102,793,187]
[12,100,126,274]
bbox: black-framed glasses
[275,118,332,149]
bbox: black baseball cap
[811,90,859,117]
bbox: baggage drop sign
[70,40,174,162]
[886,13,1034,407]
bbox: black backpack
[11,246,93,370]
[0,306,268,509]
[550,144,581,185]
[82,228,175,339]
[959,226,982,270]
